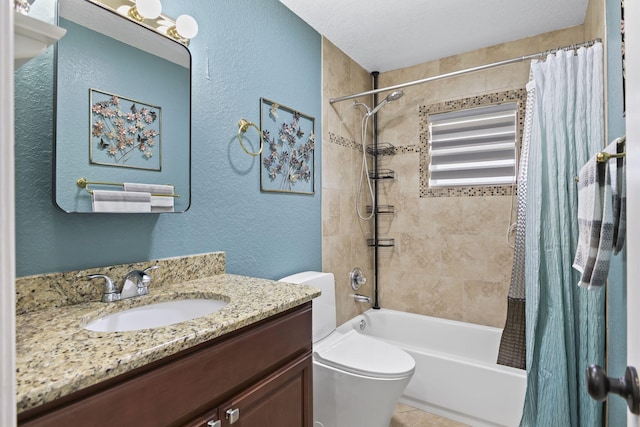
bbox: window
[428,102,518,188]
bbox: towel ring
[237,119,264,156]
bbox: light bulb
[116,5,131,16]
[175,15,198,39]
[136,0,162,19]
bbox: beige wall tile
[584,0,605,41]
[463,279,510,327]
[323,22,594,328]
[538,26,586,52]
[419,276,464,320]
[379,270,423,314]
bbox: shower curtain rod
[329,38,602,104]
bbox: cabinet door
[220,355,312,427]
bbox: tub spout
[354,294,372,304]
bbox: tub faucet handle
[350,267,367,291]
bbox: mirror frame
[53,0,192,213]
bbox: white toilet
[280,271,415,427]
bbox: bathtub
[342,308,527,427]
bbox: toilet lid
[314,331,415,379]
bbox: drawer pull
[226,408,240,424]
[207,421,221,427]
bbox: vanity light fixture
[90,0,198,45]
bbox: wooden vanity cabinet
[18,303,313,427]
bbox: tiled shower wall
[323,3,604,327]
[322,39,374,324]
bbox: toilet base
[313,360,413,427]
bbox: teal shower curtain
[520,43,606,426]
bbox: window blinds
[428,103,518,187]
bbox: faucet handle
[87,274,120,302]
[143,265,159,273]
[141,265,159,286]
[129,265,159,296]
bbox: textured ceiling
[279,0,590,72]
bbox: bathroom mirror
[54,0,191,213]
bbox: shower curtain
[519,43,606,427]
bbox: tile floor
[390,403,470,427]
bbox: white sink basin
[84,299,228,332]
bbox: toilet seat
[314,330,415,379]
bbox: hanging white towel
[589,164,614,289]
[594,138,626,256]
[573,139,619,289]
[92,190,152,213]
[573,155,601,288]
[123,182,175,213]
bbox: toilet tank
[279,271,336,343]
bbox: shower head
[368,90,404,116]
[385,90,404,102]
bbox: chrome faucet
[88,265,159,302]
[353,294,372,304]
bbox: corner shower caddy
[365,142,396,249]
[365,72,400,309]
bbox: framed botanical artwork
[259,98,315,194]
[89,88,162,171]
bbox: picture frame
[89,88,162,171]
[259,98,315,194]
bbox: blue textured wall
[14,0,322,279]
[606,0,627,425]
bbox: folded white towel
[123,182,175,213]
[92,190,151,213]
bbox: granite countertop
[16,273,320,413]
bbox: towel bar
[596,151,626,163]
[596,135,626,163]
[76,178,179,197]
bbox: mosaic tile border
[327,131,418,156]
[419,89,526,198]
[328,132,362,152]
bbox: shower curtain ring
[237,119,264,156]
